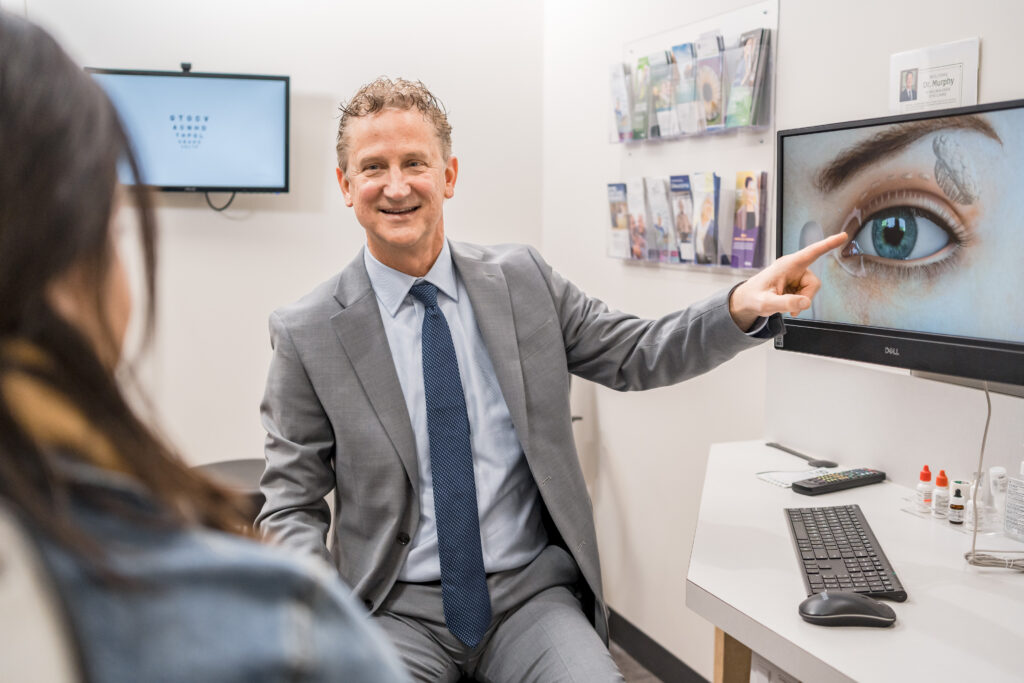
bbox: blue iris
[870,208,918,260]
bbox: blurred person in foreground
[0,12,409,683]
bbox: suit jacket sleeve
[527,247,767,391]
[256,311,335,562]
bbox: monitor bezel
[775,98,1024,387]
[86,67,290,194]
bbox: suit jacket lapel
[330,249,419,494]
[451,242,531,453]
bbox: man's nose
[382,168,410,198]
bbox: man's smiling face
[338,108,458,274]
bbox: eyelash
[856,244,965,281]
[858,189,969,244]
[364,161,425,172]
[839,188,972,278]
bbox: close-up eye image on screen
[777,101,1024,385]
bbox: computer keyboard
[785,504,907,602]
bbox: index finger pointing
[789,232,848,268]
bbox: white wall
[24,0,543,466]
[0,0,26,15]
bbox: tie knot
[409,282,439,308]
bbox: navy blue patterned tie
[409,282,491,647]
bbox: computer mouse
[798,591,897,627]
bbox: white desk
[687,441,1024,683]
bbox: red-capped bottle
[916,465,933,513]
[932,470,949,518]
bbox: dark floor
[610,641,662,682]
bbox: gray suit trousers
[373,545,623,682]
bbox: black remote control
[792,468,886,496]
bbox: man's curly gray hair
[336,77,452,173]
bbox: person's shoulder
[450,240,546,269]
[270,251,366,330]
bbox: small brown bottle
[948,486,965,525]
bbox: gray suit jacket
[256,241,768,642]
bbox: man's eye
[852,207,952,261]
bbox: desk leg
[714,627,751,683]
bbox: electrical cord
[205,191,236,211]
[963,382,1024,571]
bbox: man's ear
[444,156,459,199]
[337,167,354,207]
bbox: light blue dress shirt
[363,240,548,582]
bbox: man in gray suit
[257,78,845,682]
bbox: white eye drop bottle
[932,470,949,518]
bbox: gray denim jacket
[34,462,410,683]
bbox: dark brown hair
[336,77,452,172]
[0,12,249,557]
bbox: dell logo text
[884,347,900,356]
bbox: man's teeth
[381,207,417,214]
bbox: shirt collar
[363,239,459,318]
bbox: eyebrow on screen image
[814,115,1001,193]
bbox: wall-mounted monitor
[776,99,1024,386]
[86,68,289,193]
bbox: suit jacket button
[396,532,410,545]
[363,599,373,611]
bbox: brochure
[731,171,760,268]
[648,51,676,139]
[631,56,651,141]
[695,33,725,132]
[644,177,674,262]
[724,29,765,127]
[749,29,771,125]
[609,63,632,143]
[690,172,720,264]
[669,174,695,263]
[753,171,768,267]
[607,182,630,258]
[625,177,649,261]
[670,43,704,135]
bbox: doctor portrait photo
[899,68,918,102]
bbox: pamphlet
[631,57,651,141]
[607,183,630,258]
[724,29,766,127]
[645,177,674,262]
[690,172,720,265]
[670,43,704,135]
[753,171,768,267]
[695,33,725,132]
[648,51,676,139]
[625,177,649,261]
[749,29,771,125]
[609,63,632,143]
[731,171,760,268]
[669,174,695,263]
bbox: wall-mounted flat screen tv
[776,99,1024,386]
[86,68,289,193]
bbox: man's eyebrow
[814,114,1001,192]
